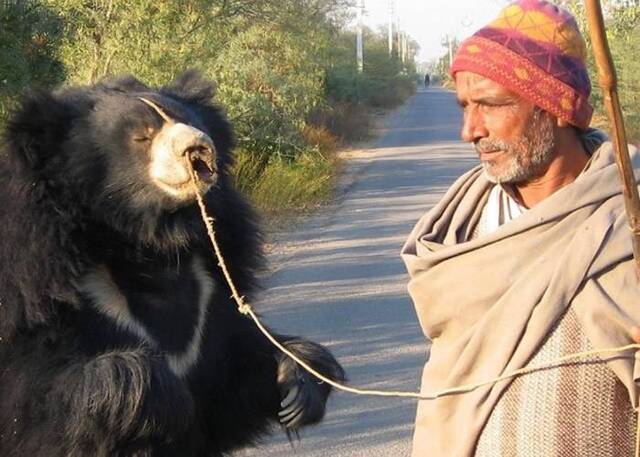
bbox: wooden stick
[585,0,640,273]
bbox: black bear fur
[0,70,345,457]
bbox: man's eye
[133,136,151,142]
[483,102,511,108]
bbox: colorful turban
[450,0,593,130]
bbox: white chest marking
[79,256,215,377]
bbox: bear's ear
[201,105,235,164]
[194,103,235,162]
[4,90,78,171]
[162,69,215,104]
[99,74,150,93]
[162,70,235,160]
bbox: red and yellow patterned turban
[450,0,593,130]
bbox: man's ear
[4,90,77,171]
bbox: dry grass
[230,105,371,222]
[232,97,399,222]
[232,149,337,217]
[302,125,338,154]
[590,112,640,145]
[308,103,373,143]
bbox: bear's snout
[166,123,215,159]
[149,122,217,199]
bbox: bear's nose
[164,123,215,159]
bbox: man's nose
[460,107,488,143]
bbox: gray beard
[479,110,556,184]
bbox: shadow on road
[235,88,476,457]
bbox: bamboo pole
[585,0,640,273]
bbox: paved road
[234,87,476,457]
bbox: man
[401,1,640,456]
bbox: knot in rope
[238,301,252,316]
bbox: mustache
[474,139,511,154]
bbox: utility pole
[405,33,409,64]
[388,0,393,55]
[396,1,401,59]
[357,0,364,72]
[448,34,453,70]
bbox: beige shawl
[401,142,640,456]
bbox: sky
[356,0,511,63]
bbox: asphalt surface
[234,86,477,457]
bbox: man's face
[455,71,557,184]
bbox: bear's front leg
[54,348,195,456]
[276,339,346,431]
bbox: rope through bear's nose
[139,97,174,124]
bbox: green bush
[213,23,325,159]
[42,0,226,85]
[325,29,417,110]
[0,0,64,123]
[233,149,335,215]
[308,102,372,142]
[612,29,640,142]
[0,0,420,216]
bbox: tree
[0,0,64,120]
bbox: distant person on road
[401,1,640,456]
[424,73,430,88]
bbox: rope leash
[189,168,640,453]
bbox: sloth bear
[0,71,345,457]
